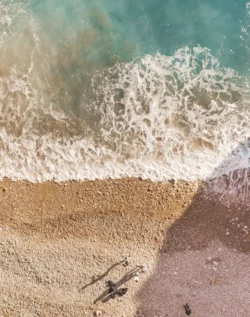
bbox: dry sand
[0,178,250,317]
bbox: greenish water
[0,0,250,188]
[28,0,250,72]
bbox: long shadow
[94,266,141,304]
[80,260,124,291]
[137,144,250,316]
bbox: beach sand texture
[1,1,250,316]
[1,178,250,317]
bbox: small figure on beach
[105,280,116,293]
[116,288,128,296]
[184,303,191,315]
[110,287,128,298]
[105,280,116,288]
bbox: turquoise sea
[1,0,250,193]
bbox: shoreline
[1,178,250,316]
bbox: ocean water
[1,0,250,191]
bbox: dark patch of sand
[0,178,249,316]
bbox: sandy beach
[1,178,250,317]
[2,1,250,316]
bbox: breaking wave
[1,0,250,200]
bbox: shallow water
[1,0,250,192]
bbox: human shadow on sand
[137,145,250,317]
[79,260,124,291]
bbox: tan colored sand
[0,178,200,317]
[1,178,250,317]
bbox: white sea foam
[1,47,250,186]
[1,2,250,196]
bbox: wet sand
[0,178,249,316]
